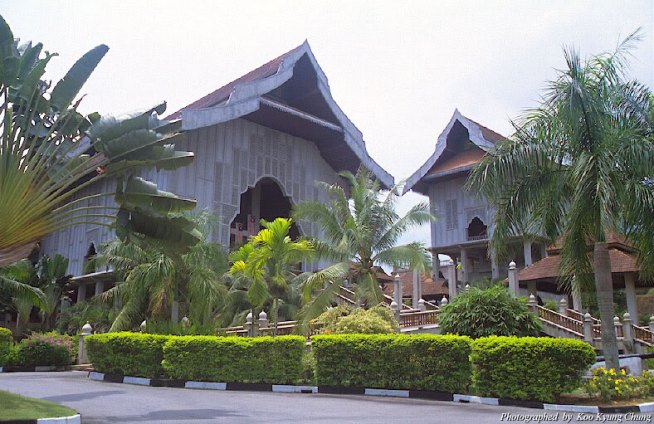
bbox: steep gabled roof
[167,41,393,188]
[402,110,506,195]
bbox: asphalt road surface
[0,371,638,423]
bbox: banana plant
[0,14,199,269]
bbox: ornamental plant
[584,367,651,401]
[438,285,541,338]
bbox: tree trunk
[594,242,620,370]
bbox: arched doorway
[229,178,300,246]
[467,217,487,241]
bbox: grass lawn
[0,390,76,420]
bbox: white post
[447,260,457,300]
[460,248,469,284]
[559,298,568,316]
[490,249,499,280]
[171,300,179,324]
[528,294,537,313]
[77,283,87,303]
[77,322,93,365]
[245,311,254,337]
[393,273,402,307]
[412,269,420,309]
[418,299,426,312]
[258,310,269,329]
[390,300,400,323]
[622,313,636,354]
[508,261,519,296]
[583,313,594,343]
[431,251,440,280]
[523,240,533,266]
[572,282,583,312]
[94,281,104,297]
[625,273,638,322]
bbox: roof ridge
[166,43,306,120]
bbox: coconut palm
[0,14,199,271]
[34,254,70,330]
[229,217,313,335]
[467,32,654,370]
[293,168,433,321]
[97,213,229,331]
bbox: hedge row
[0,327,12,365]
[311,334,595,401]
[86,333,168,378]
[162,336,305,383]
[86,333,306,382]
[312,334,472,393]
[471,336,596,402]
[85,332,596,402]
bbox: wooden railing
[566,309,600,324]
[398,310,439,328]
[536,305,583,336]
[633,325,654,345]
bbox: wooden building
[403,110,547,291]
[41,41,393,287]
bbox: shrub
[471,336,596,402]
[13,333,75,367]
[438,285,542,338]
[162,335,305,384]
[0,327,12,365]
[317,305,399,334]
[86,332,168,378]
[584,367,654,401]
[312,334,472,392]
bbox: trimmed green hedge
[86,333,168,378]
[471,336,596,402]
[312,334,472,393]
[0,327,12,365]
[162,335,305,384]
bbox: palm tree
[229,218,313,335]
[0,14,199,270]
[467,32,654,370]
[35,254,70,330]
[97,213,229,331]
[0,260,41,336]
[293,168,433,321]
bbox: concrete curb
[86,371,654,413]
[0,365,71,373]
[0,414,80,424]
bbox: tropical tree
[34,254,70,330]
[97,213,229,331]
[0,14,199,272]
[229,217,313,335]
[467,32,654,370]
[0,260,39,336]
[293,168,433,321]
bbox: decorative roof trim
[402,110,499,195]
[179,41,393,188]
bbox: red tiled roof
[426,148,486,177]
[382,271,448,297]
[547,233,636,255]
[166,44,305,120]
[518,248,639,282]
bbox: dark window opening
[467,217,487,241]
[230,178,300,247]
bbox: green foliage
[312,334,472,392]
[143,319,215,336]
[162,335,305,384]
[294,168,433,321]
[0,14,199,268]
[543,300,558,312]
[0,327,12,365]
[86,332,168,378]
[316,305,399,334]
[471,336,596,402]
[438,285,542,338]
[56,300,116,335]
[11,333,75,367]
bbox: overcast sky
[3,1,653,249]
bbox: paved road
[0,371,634,423]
